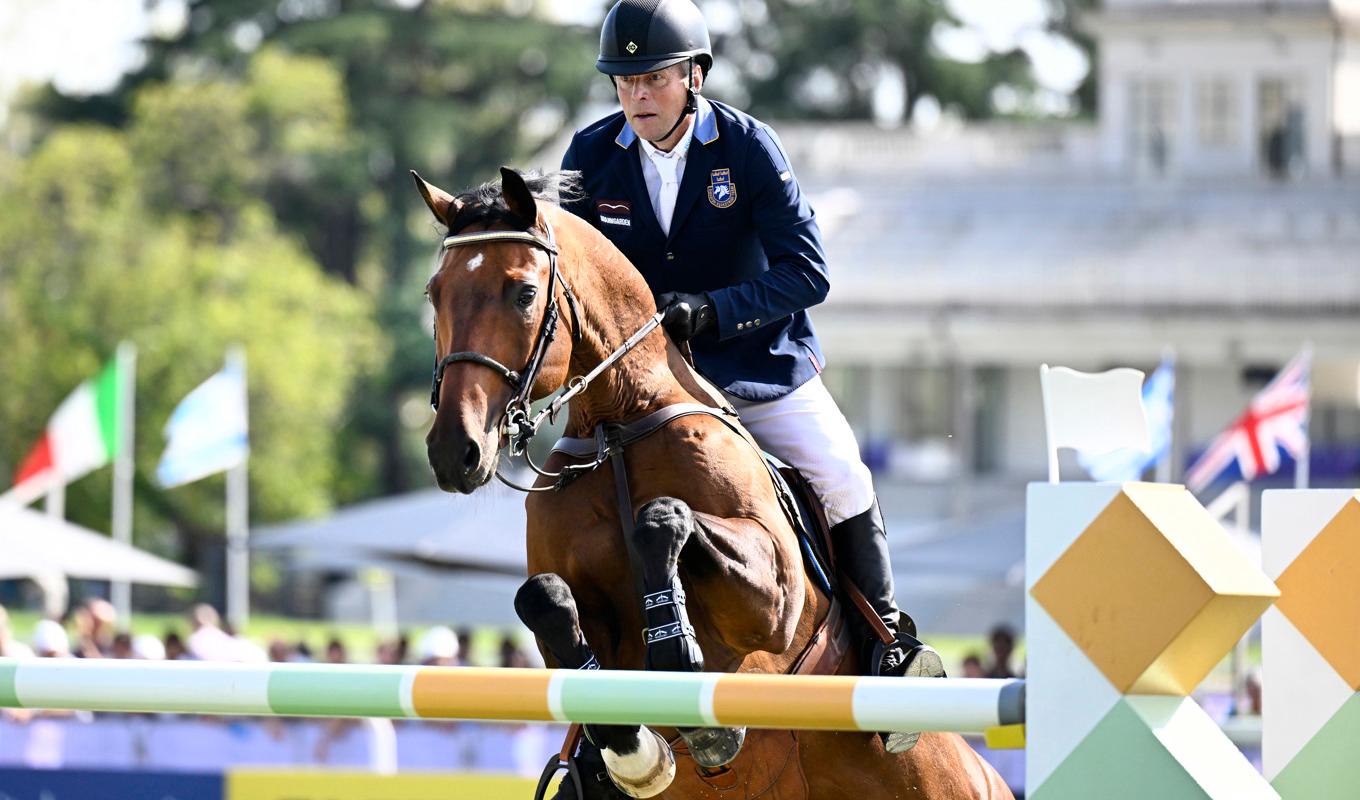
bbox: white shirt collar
[637,114,695,165]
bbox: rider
[560,0,944,734]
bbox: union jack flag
[1185,348,1311,493]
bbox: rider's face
[616,63,702,148]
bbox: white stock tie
[655,154,681,235]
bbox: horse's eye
[516,286,537,308]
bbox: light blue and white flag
[1078,356,1175,482]
[157,360,249,488]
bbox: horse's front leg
[631,498,747,769]
[515,573,673,800]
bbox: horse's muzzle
[427,430,492,494]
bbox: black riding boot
[832,499,946,752]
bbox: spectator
[32,620,71,658]
[110,632,134,659]
[267,639,295,663]
[418,626,459,667]
[0,605,35,659]
[133,634,166,661]
[163,631,188,661]
[961,653,985,679]
[187,604,234,661]
[499,635,531,669]
[376,639,403,666]
[456,627,474,665]
[186,604,263,662]
[985,625,1018,679]
[325,637,348,665]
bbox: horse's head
[414,168,577,493]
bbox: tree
[706,0,1038,122]
[27,0,598,496]
[0,108,380,590]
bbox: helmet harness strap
[650,57,697,146]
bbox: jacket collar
[615,96,719,150]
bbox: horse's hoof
[904,644,946,679]
[880,644,945,753]
[602,727,676,799]
[681,725,746,769]
[884,730,921,753]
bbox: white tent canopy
[0,507,198,587]
[252,482,530,627]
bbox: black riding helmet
[596,0,713,77]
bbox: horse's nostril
[461,439,481,474]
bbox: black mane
[447,170,583,234]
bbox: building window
[1129,77,1176,174]
[1196,78,1238,148]
[1257,77,1306,179]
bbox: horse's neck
[557,216,696,435]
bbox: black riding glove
[656,291,716,343]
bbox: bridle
[429,217,665,492]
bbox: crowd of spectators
[0,599,534,671]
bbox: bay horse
[416,167,1012,800]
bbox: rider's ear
[411,170,464,228]
[499,166,538,228]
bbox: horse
[416,166,1013,800]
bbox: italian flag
[12,358,128,498]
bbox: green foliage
[711,0,1039,121]
[0,98,380,556]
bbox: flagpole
[111,341,137,623]
[45,483,64,520]
[1296,342,1313,490]
[225,346,250,632]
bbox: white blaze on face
[466,253,485,272]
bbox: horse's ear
[411,170,463,227]
[499,166,537,228]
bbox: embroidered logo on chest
[707,169,737,209]
[597,199,632,227]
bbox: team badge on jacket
[707,169,737,209]
[597,199,632,227]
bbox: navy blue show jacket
[560,96,830,402]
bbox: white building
[785,0,1360,519]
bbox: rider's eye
[516,286,537,308]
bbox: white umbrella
[0,507,197,587]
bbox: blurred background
[0,0,1357,797]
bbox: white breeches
[723,375,875,526]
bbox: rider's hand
[657,291,716,343]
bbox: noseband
[429,223,582,454]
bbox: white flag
[157,361,249,488]
[1041,364,1150,482]
[1079,357,1175,481]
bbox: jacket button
[666,252,675,261]
[737,322,746,330]
[754,319,761,326]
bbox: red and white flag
[1185,348,1311,493]
[7,357,129,504]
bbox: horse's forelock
[446,170,584,235]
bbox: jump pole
[0,658,1022,736]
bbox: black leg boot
[832,499,946,752]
